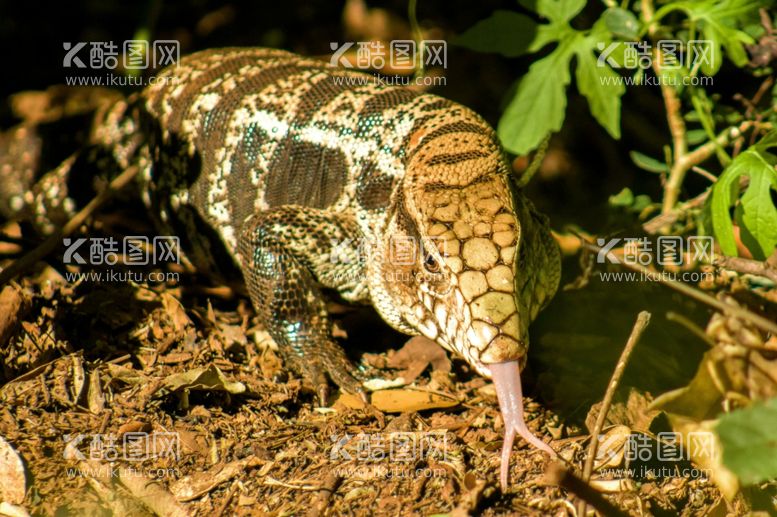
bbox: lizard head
[370,109,561,487]
[377,114,559,376]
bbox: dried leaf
[106,364,149,386]
[161,292,192,333]
[0,435,27,504]
[87,370,105,414]
[70,354,86,404]
[371,389,459,413]
[169,457,263,501]
[387,336,452,385]
[157,364,246,397]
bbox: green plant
[455,0,776,257]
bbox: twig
[715,256,777,283]
[578,311,651,517]
[662,120,753,217]
[666,311,716,347]
[653,48,688,175]
[215,480,240,517]
[517,134,551,187]
[0,165,140,286]
[641,189,708,234]
[546,463,629,517]
[263,477,320,490]
[306,472,342,517]
[580,238,777,336]
[641,0,761,218]
[691,165,718,183]
[643,0,688,217]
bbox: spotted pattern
[0,47,561,397]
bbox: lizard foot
[280,342,367,406]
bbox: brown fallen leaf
[371,388,459,413]
[0,435,26,505]
[169,456,264,502]
[106,364,149,386]
[118,468,189,517]
[334,392,368,410]
[156,364,246,398]
[161,292,192,334]
[157,352,193,365]
[0,285,31,348]
[387,336,452,384]
[87,370,105,414]
[116,421,151,436]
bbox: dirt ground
[0,229,730,515]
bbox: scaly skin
[0,47,562,488]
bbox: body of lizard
[0,47,562,488]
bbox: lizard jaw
[488,360,556,490]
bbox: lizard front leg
[238,206,368,404]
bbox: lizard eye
[423,252,440,273]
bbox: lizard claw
[316,384,330,407]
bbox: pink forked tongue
[488,361,555,490]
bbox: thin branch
[691,165,718,183]
[0,165,140,286]
[306,472,342,517]
[641,189,708,234]
[716,255,777,284]
[578,311,651,517]
[642,0,689,217]
[546,463,630,517]
[659,93,756,215]
[666,311,717,347]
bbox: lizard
[0,47,562,488]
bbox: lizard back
[137,47,501,270]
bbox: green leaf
[497,34,580,154]
[690,89,731,165]
[754,129,777,151]
[609,187,634,207]
[630,150,669,172]
[519,0,586,23]
[709,132,777,259]
[657,0,762,75]
[717,397,777,485]
[735,153,777,259]
[452,10,539,57]
[602,7,640,39]
[575,37,625,139]
[686,129,709,145]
